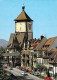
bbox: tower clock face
[15,22,26,32]
[27,22,32,32]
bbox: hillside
[0,39,8,47]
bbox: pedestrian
[44,69,53,80]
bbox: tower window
[20,27,21,31]
[29,24,31,30]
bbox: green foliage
[0,46,5,52]
[0,55,4,79]
[36,64,47,71]
[0,56,20,80]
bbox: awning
[3,52,20,57]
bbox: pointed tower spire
[22,4,25,11]
[14,5,33,21]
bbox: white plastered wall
[15,22,26,32]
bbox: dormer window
[43,45,49,48]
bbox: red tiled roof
[41,37,56,51]
[32,42,38,46]
[48,47,57,53]
[44,37,56,46]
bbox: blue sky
[0,0,57,41]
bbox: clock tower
[14,5,33,40]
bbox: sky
[0,0,57,41]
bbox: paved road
[4,68,44,80]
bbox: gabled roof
[48,47,57,53]
[7,35,19,49]
[8,33,26,48]
[31,39,41,47]
[44,37,56,46]
[41,37,56,51]
[14,7,33,21]
[29,38,40,43]
[32,42,38,47]
[35,37,47,50]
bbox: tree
[0,46,5,52]
[35,64,47,76]
[0,54,4,79]
[36,64,47,71]
[0,54,20,80]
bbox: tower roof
[14,5,33,21]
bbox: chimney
[40,35,44,40]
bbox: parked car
[44,77,53,80]
[34,72,40,76]
[19,67,23,70]
[4,66,7,68]
[16,66,21,69]
[3,64,7,68]
[26,69,29,72]
[31,71,35,75]
[28,70,32,74]
[21,71,27,75]
[22,68,26,71]
[10,67,13,70]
